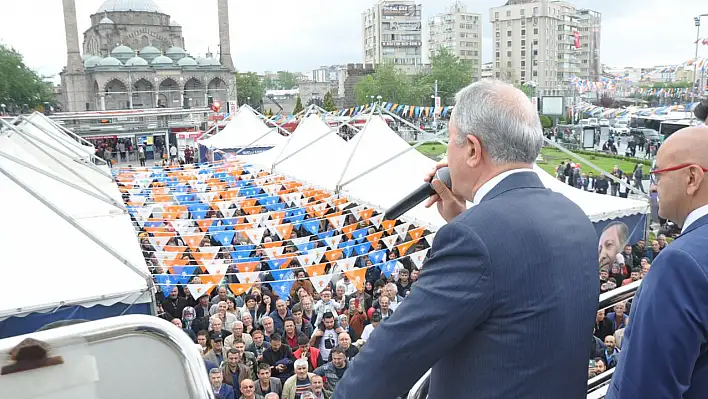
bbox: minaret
[62,0,84,73]
[217,0,235,71]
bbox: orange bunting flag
[196,219,216,232]
[396,239,418,256]
[324,249,344,262]
[163,245,183,254]
[359,208,374,221]
[366,231,384,246]
[243,205,262,215]
[344,268,367,291]
[305,263,327,278]
[275,223,293,240]
[182,233,206,250]
[229,283,253,296]
[236,262,259,273]
[270,211,286,222]
[408,227,425,241]
[200,274,224,285]
[381,219,397,234]
[341,223,357,238]
[240,198,258,208]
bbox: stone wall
[83,12,185,56]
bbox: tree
[262,76,277,90]
[423,48,474,104]
[515,82,533,98]
[0,44,53,109]
[236,72,264,107]
[277,71,298,90]
[323,91,337,112]
[268,108,274,117]
[292,95,303,114]
[355,62,417,105]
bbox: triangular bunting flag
[396,239,417,256]
[309,247,327,264]
[394,222,411,240]
[408,227,425,241]
[369,214,383,229]
[182,233,206,250]
[424,233,436,246]
[275,223,294,240]
[381,219,396,234]
[381,235,398,250]
[336,257,357,272]
[297,253,315,266]
[344,268,367,291]
[187,283,215,300]
[228,283,253,296]
[324,234,342,250]
[244,227,266,244]
[263,246,285,258]
[310,274,333,294]
[349,205,365,220]
[148,236,170,251]
[235,271,261,284]
[409,248,429,270]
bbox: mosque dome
[111,45,134,63]
[84,55,103,68]
[177,57,198,67]
[98,56,123,67]
[197,57,221,66]
[152,55,174,65]
[125,55,148,66]
[96,0,163,14]
[139,45,161,63]
[205,57,221,66]
[165,46,186,62]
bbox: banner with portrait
[594,213,647,291]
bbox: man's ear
[465,134,482,169]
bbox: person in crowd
[171,317,197,342]
[246,329,270,363]
[222,348,253,388]
[308,375,331,399]
[335,80,599,398]
[264,393,279,399]
[608,126,708,398]
[290,304,314,338]
[602,335,621,369]
[238,378,263,399]
[210,368,235,399]
[270,300,293,334]
[262,333,295,384]
[614,316,629,350]
[593,309,615,342]
[211,318,232,341]
[594,174,609,194]
[313,347,348,392]
[205,335,228,367]
[309,312,341,362]
[311,289,343,327]
[606,302,628,330]
[162,286,187,320]
[281,358,316,399]
[225,321,254,350]
[282,318,301,351]
[622,268,641,286]
[255,362,283,397]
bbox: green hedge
[569,149,653,167]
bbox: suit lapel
[480,171,545,203]
[678,214,708,238]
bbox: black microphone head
[434,167,452,190]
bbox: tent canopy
[238,113,648,229]
[0,114,151,334]
[199,105,286,150]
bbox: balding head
[447,80,543,201]
[655,126,708,226]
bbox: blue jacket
[606,213,708,399]
[334,172,599,398]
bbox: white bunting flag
[369,214,384,229]
[204,260,228,276]
[244,227,266,244]
[327,215,346,231]
[193,182,208,192]
[337,201,351,211]
[148,236,170,251]
[309,247,327,264]
[312,203,327,212]
[136,205,154,226]
[297,198,310,207]
[188,284,215,300]
[221,207,237,218]
[297,253,315,266]
[424,233,436,246]
[154,251,177,267]
[310,274,333,294]
[324,234,342,250]
[129,195,146,206]
[336,257,357,272]
[349,205,365,220]
[263,184,280,196]
[235,271,261,284]
[381,235,398,250]
[216,200,234,216]
[263,246,285,258]
[409,248,429,270]
[197,246,221,257]
[174,223,197,238]
[197,192,218,203]
[394,222,411,240]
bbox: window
[521,61,526,67]
[507,51,511,57]
[534,39,538,45]
[533,6,538,14]
[521,50,526,56]
[521,40,526,46]
[521,71,526,77]
[533,70,537,77]
[507,40,512,47]
[496,32,500,38]
[507,30,512,37]
[495,72,500,78]
[521,29,526,36]
[520,9,525,16]
[506,10,511,17]
[495,62,500,68]
[495,12,499,19]
[507,61,512,67]
[534,28,539,34]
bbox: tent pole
[0,150,123,208]
[338,132,449,189]
[541,136,650,200]
[0,164,152,282]
[33,113,109,167]
[18,116,113,179]
[248,104,292,137]
[0,119,125,209]
[228,128,279,157]
[334,103,378,193]
[313,104,363,133]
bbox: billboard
[381,4,416,16]
[594,213,646,292]
[390,21,421,31]
[541,96,564,116]
[381,40,422,47]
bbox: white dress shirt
[472,168,535,205]
[681,204,708,234]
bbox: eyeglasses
[650,163,708,183]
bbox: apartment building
[362,0,424,74]
[428,1,483,80]
[489,0,601,97]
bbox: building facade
[428,2,482,80]
[489,0,601,97]
[362,0,424,74]
[60,0,236,112]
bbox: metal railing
[407,280,640,399]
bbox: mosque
[60,0,237,112]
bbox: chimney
[62,0,83,73]
[217,0,235,71]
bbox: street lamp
[691,14,708,114]
[376,95,382,104]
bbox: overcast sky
[0,0,706,81]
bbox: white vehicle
[599,118,610,127]
[587,118,599,126]
[579,119,590,126]
[611,120,630,136]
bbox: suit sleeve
[334,221,493,398]
[608,248,708,398]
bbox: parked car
[599,118,610,127]
[611,120,630,136]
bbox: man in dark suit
[335,80,599,398]
[607,126,708,398]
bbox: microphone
[383,167,452,221]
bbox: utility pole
[433,79,439,126]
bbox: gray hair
[294,358,309,369]
[451,79,543,164]
[264,394,280,399]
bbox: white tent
[199,105,286,150]
[0,116,152,338]
[244,114,349,189]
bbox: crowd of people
[589,233,673,379]
[117,160,430,399]
[555,161,648,197]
